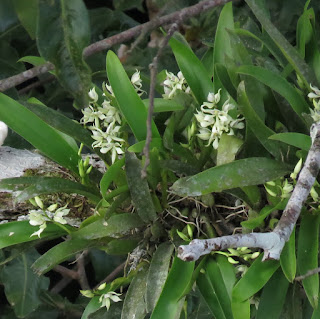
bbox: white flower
[99,291,122,310]
[100,100,122,125]
[0,121,8,147]
[88,87,98,102]
[131,70,145,96]
[308,84,320,122]
[30,223,47,238]
[91,124,125,163]
[29,210,47,226]
[163,70,190,99]
[53,207,70,224]
[195,92,244,149]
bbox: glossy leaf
[216,255,236,298]
[106,50,160,141]
[121,265,149,319]
[232,255,279,302]
[297,212,320,308]
[231,299,250,319]
[169,36,213,105]
[269,132,311,151]
[100,157,125,199]
[102,238,139,255]
[26,98,94,149]
[146,243,174,313]
[0,177,101,204]
[171,157,291,197]
[245,0,316,87]
[256,268,289,318]
[280,228,296,283]
[150,257,195,319]
[0,221,67,249]
[37,0,91,107]
[125,151,157,223]
[237,81,285,158]
[237,67,309,125]
[0,93,80,173]
[0,248,49,317]
[142,98,184,112]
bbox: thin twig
[0,0,233,92]
[94,262,126,290]
[295,267,320,281]
[178,122,320,262]
[142,23,179,178]
[76,251,90,290]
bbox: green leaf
[121,265,149,319]
[102,238,139,255]
[237,66,309,124]
[245,0,316,87]
[12,0,38,39]
[25,99,94,150]
[237,81,286,158]
[32,237,96,275]
[280,228,296,283]
[215,63,237,101]
[197,273,228,319]
[213,2,234,98]
[0,177,101,204]
[256,268,289,318]
[100,157,125,199]
[205,258,234,318]
[169,36,213,105]
[0,248,49,317]
[106,50,160,141]
[0,221,67,249]
[0,94,80,173]
[37,0,91,107]
[297,212,320,308]
[216,255,236,298]
[142,98,184,112]
[127,138,163,153]
[171,157,291,197]
[232,255,279,302]
[231,299,250,319]
[146,243,174,313]
[241,200,286,229]
[74,213,144,240]
[125,152,157,223]
[217,134,243,166]
[150,257,195,319]
[18,56,47,66]
[269,132,311,151]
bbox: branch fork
[178,122,320,262]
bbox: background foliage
[1,0,320,318]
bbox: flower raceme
[308,84,320,122]
[195,91,244,149]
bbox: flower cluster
[81,70,143,163]
[80,283,122,310]
[195,90,245,149]
[308,84,320,122]
[28,197,70,237]
[162,71,191,99]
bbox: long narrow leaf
[169,37,213,105]
[0,94,80,173]
[106,51,160,141]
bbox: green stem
[104,185,129,201]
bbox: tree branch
[178,122,320,262]
[0,0,233,92]
[142,23,179,178]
